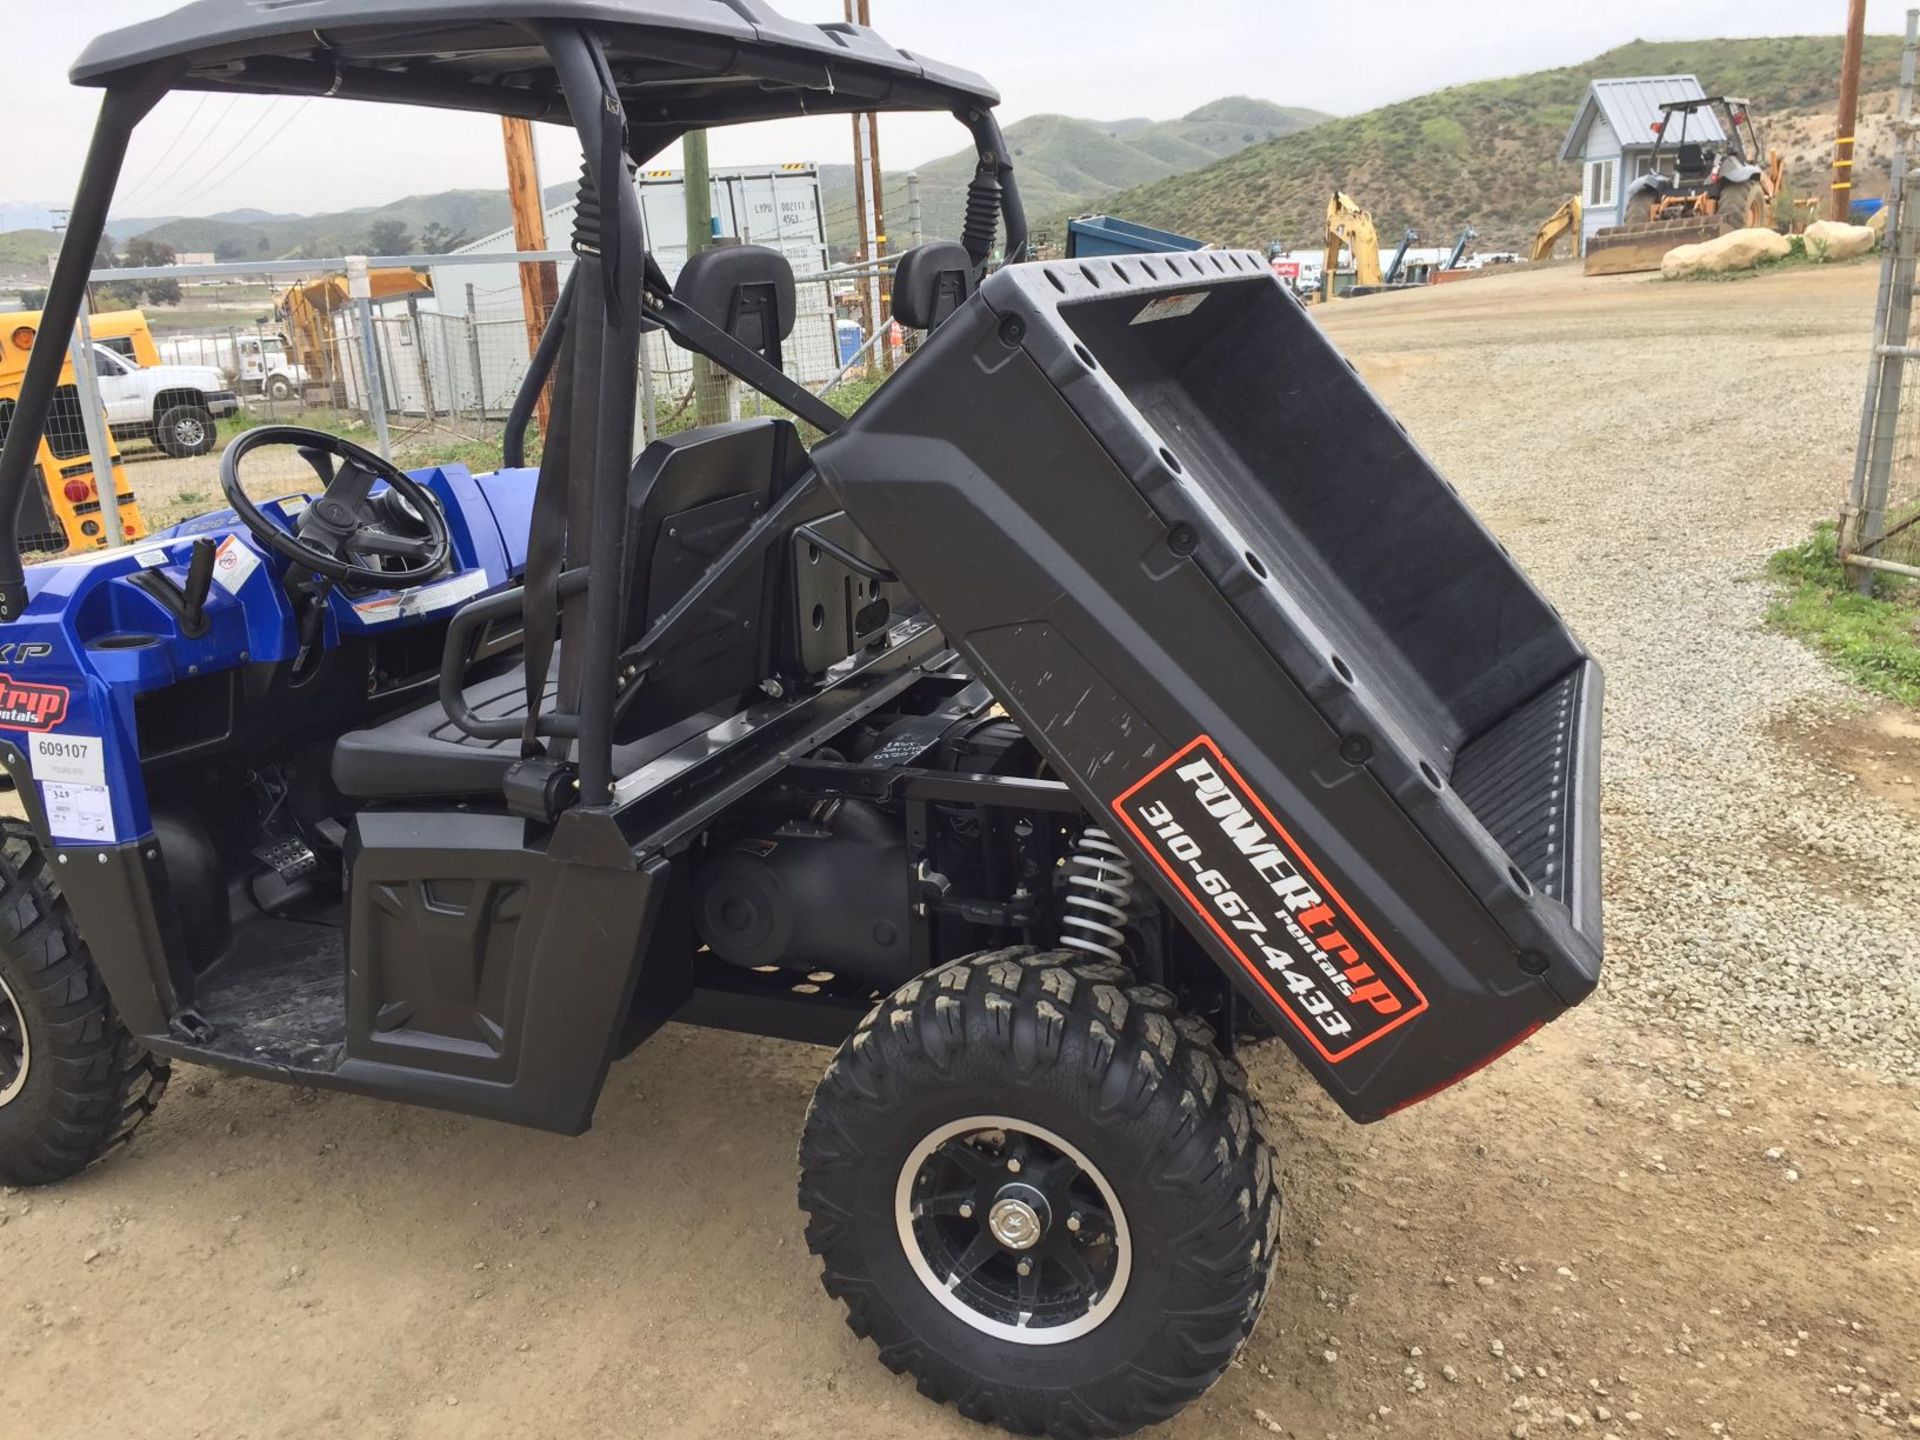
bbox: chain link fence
[1847,13,1920,583]
[2,251,915,560]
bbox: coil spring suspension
[1061,827,1137,965]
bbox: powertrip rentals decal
[0,674,70,731]
[1112,736,1428,1064]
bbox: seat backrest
[615,418,808,742]
[1674,143,1707,179]
[893,242,976,331]
[673,244,797,365]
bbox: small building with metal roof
[1558,76,1726,251]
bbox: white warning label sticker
[211,535,261,594]
[1130,292,1211,325]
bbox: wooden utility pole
[846,0,890,369]
[1833,0,1869,221]
[684,129,727,424]
[502,116,559,436]
[845,0,875,361]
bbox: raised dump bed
[816,250,1603,1117]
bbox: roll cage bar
[0,9,1028,818]
[1650,96,1758,170]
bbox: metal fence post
[406,295,436,424]
[65,293,125,549]
[1850,8,1920,589]
[255,321,275,420]
[465,284,486,423]
[347,256,392,460]
[436,309,461,429]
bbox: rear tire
[800,948,1279,1439]
[0,822,169,1187]
[155,403,216,458]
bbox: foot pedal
[251,837,320,914]
[254,837,319,883]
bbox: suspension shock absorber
[1060,826,1138,965]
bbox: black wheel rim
[0,971,29,1107]
[895,1115,1130,1345]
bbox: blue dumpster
[1065,215,1207,259]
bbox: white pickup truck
[87,344,241,458]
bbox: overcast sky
[3,0,1911,218]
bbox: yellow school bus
[0,312,146,553]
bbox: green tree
[419,221,471,254]
[122,236,176,269]
[367,219,413,255]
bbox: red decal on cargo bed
[0,674,69,732]
[1112,736,1427,1064]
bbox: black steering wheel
[220,426,453,589]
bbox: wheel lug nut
[1006,1158,1022,1174]
[1017,1258,1033,1276]
[958,1202,974,1219]
[1067,1213,1082,1233]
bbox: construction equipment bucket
[815,251,1603,1119]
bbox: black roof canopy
[70,0,999,144]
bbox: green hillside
[1093,35,1904,251]
[0,229,57,282]
[821,97,1330,253]
[137,188,539,260]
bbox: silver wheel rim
[175,417,206,447]
[894,1114,1131,1346]
[0,971,30,1107]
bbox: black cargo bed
[816,251,1602,1119]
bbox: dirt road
[6,262,1918,1440]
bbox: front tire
[155,403,216,458]
[800,949,1279,1439]
[266,375,295,402]
[1623,189,1657,226]
[1715,178,1765,233]
[0,823,169,1186]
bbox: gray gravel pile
[1321,268,1920,1077]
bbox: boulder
[1804,219,1879,262]
[1661,227,1794,280]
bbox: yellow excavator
[277,267,433,401]
[1531,196,1582,263]
[1322,191,1383,303]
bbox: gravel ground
[5,259,1918,1440]
[1320,260,1920,1075]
